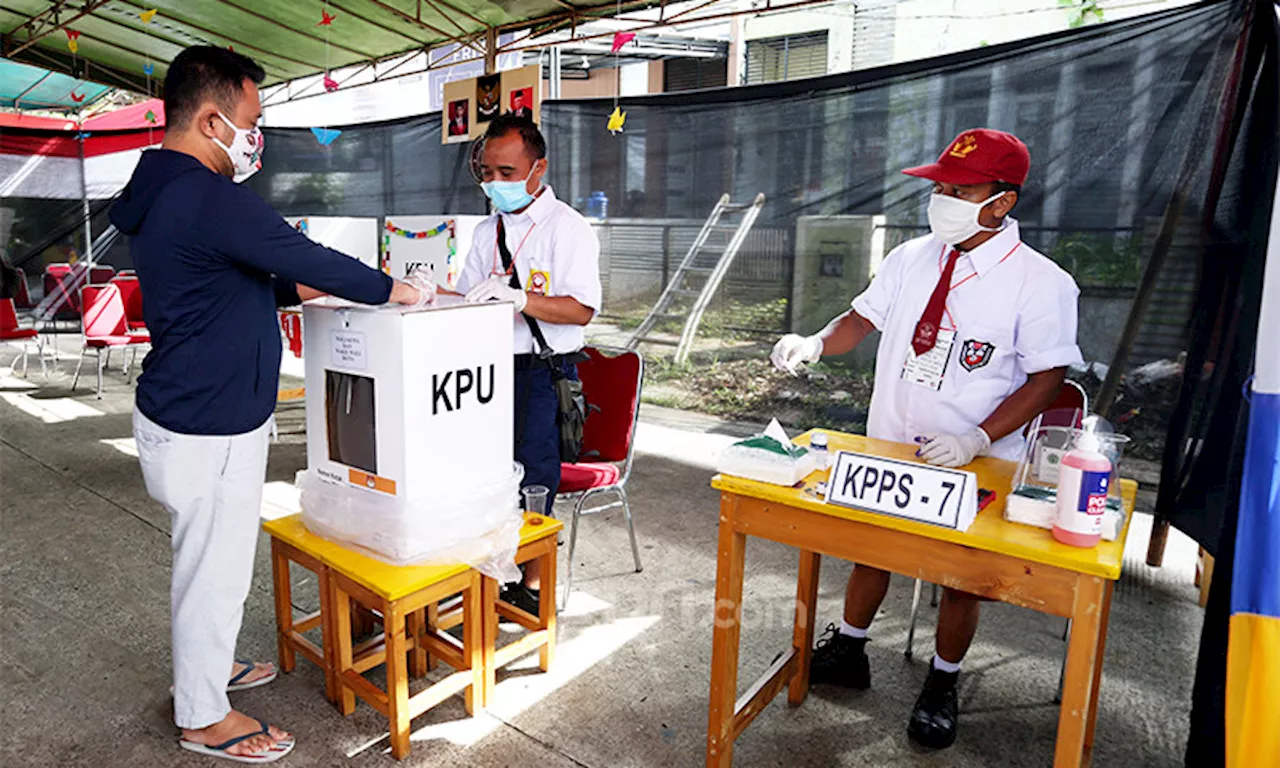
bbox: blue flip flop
[178,717,295,763]
[227,659,278,692]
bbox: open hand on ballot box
[464,275,528,312]
[391,268,437,309]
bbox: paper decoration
[66,29,81,41]
[318,10,337,26]
[323,74,339,92]
[611,32,636,53]
[145,109,158,124]
[68,39,79,54]
[70,91,85,103]
[143,62,155,75]
[384,221,449,240]
[294,219,309,234]
[140,8,157,23]
[607,106,626,134]
[311,127,342,145]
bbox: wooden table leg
[539,543,557,672]
[269,540,295,674]
[407,609,429,679]
[1055,575,1107,767]
[330,578,356,716]
[1084,581,1113,752]
[706,496,746,768]
[319,568,338,703]
[788,549,821,706]
[1146,519,1170,567]
[463,574,483,716]
[425,603,440,672]
[384,602,411,760]
[480,576,499,709]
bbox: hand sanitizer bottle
[1052,431,1112,548]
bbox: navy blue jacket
[110,149,393,435]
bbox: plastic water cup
[522,485,550,516]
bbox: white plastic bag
[298,462,525,583]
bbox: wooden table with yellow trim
[705,431,1137,768]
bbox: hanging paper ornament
[144,109,158,124]
[311,127,342,146]
[140,9,157,23]
[143,62,155,76]
[607,106,626,134]
[318,10,337,26]
[66,29,81,41]
[323,74,339,92]
[70,91,86,103]
[611,32,636,53]
[68,39,79,54]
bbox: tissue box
[717,421,820,486]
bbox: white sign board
[285,216,379,269]
[825,451,979,532]
[383,215,486,289]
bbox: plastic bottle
[809,431,831,470]
[1052,435,1112,548]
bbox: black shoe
[501,583,540,616]
[908,666,960,749]
[808,624,871,689]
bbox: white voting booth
[296,296,523,578]
[286,216,380,269]
[382,215,486,289]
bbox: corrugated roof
[0,1,657,96]
[0,57,111,110]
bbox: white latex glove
[917,427,992,468]
[770,333,824,374]
[402,268,437,309]
[465,275,528,312]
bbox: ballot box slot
[325,370,377,475]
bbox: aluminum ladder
[625,192,765,364]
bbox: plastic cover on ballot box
[298,462,525,583]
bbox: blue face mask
[481,163,539,213]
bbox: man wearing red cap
[770,128,1083,750]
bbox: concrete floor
[1,340,1206,767]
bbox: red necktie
[912,249,960,356]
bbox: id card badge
[901,329,955,391]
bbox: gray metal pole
[549,46,562,100]
[78,134,94,266]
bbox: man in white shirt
[770,129,1083,750]
[458,115,602,611]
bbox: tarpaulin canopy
[0,0,658,96]
[0,57,109,110]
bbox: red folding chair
[558,346,645,606]
[109,274,147,331]
[1,298,43,379]
[72,284,150,398]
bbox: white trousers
[133,408,271,730]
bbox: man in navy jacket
[110,46,424,762]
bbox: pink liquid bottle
[1052,435,1112,548]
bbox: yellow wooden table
[263,512,563,760]
[705,431,1137,768]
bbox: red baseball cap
[902,128,1030,186]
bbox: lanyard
[491,220,538,277]
[937,241,1022,330]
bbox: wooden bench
[263,512,563,759]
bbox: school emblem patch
[960,339,994,371]
[528,269,550,296]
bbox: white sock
[932,654,962,674]
[839,620,868,639]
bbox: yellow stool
[263,513,564,760]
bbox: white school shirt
[456,186,603,355]
[850,219,1083,461]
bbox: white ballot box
[298,296,521,567]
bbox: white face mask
[211,112,264,183]
[927,191,1007,246]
